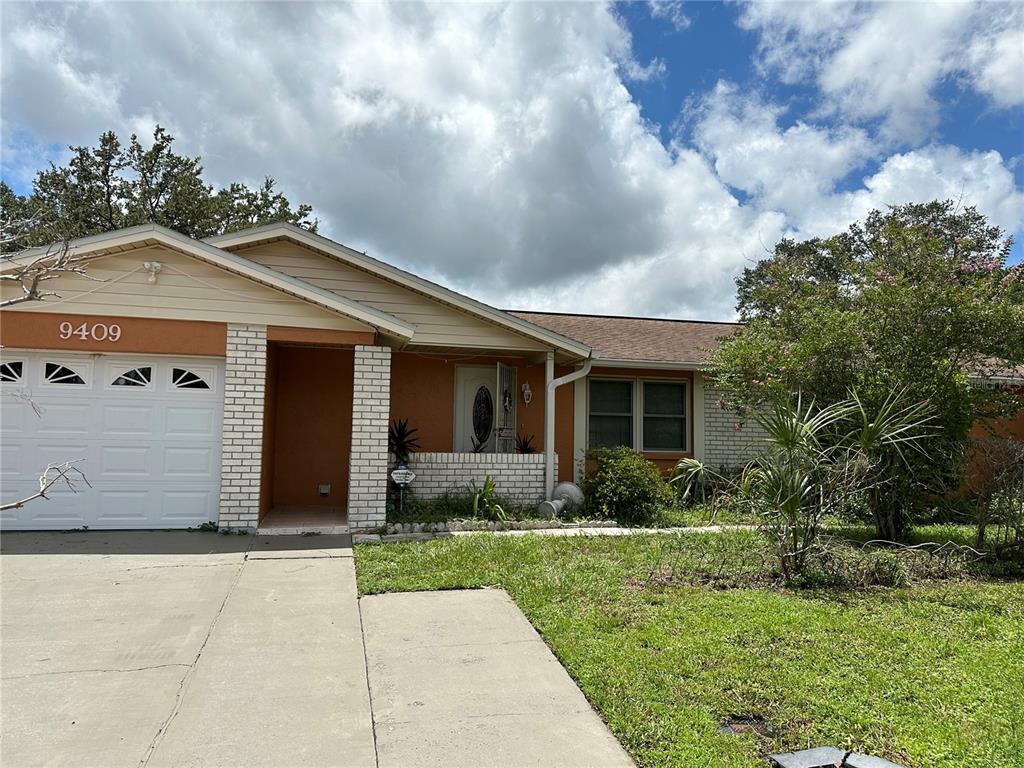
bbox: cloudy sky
[2,1,1022,321]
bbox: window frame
[586,375,690,454]
[587,377,637,450]
[640,379,689,454]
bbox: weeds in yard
[355,531,1024,768]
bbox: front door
[455,366,496,452]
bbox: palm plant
[388,418,421,465]
[515,432,536,454]
[675,389,935,580]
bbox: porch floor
[258,506,350,536]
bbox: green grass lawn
[356,531,1024,768]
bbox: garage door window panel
[172,367,212,390]
[111,366,153,388]
[0,361,24,383]
[44,362,88,386]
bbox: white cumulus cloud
[1,1,1021,322]
[740,1,1024,143]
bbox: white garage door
[0,352,224,530]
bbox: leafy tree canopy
[708,201,1024,537]
[1,126,317,251]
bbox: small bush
[799,538,974,588]
[388,486,536,524]
[582,447,675,526]
[392,490,474,523]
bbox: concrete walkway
[361,589,635,768]
[2,532,633,768]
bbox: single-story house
[0,223,1018,532]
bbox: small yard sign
[391,467,416,487]
[390,464,416,518]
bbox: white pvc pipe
[545,353,594,499]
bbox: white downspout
[545,352,594,499]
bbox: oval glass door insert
[472,385,494,445]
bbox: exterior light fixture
[143,261,163,284]
[521,381,533,405]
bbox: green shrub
[582,447,675,526]
[391,490,475,523]
[388,485,537,524]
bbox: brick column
[347,345,391,530]
[218,323,267,530]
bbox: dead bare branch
[1,214,101,308]
[0,460,92,511]
[3,387,44,417]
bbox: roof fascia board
[590,358,705,371]
[4,225,415,338]
[207,224,592,358]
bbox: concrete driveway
[2,532,633,768]
[1,532,374,768]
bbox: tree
[0,126,317,251]
[707,201,1024,540]
[0,214,91,307]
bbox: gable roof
[509,311,739,367]
[206,223,592,359]
[3,224,416,338]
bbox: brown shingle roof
[508,311,740,365]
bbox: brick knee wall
[407,453,555,505]
[348,346,391,530]
[218,323,266,529]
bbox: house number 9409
[59,321,122,342]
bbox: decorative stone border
[354,524,753,548]
[384,519,620,535]
[353,522,750,545]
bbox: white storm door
[495,362,517,454]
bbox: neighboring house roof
[3,224,416,338]
[508,310,739,367]
[206,223,592,359]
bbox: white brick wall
[218,323,266,529]
[407,453,555,505]
[347,345,391,530]
[703,385,767,468]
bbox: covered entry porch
[257,333,361,534]
[252,338,581,534]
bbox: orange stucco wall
[971,389,1024,441]
[963,388,1024,492]
[389,352,575,482]
[587,366,695,475]
[0,310,226,356]
[265,345,355,508]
